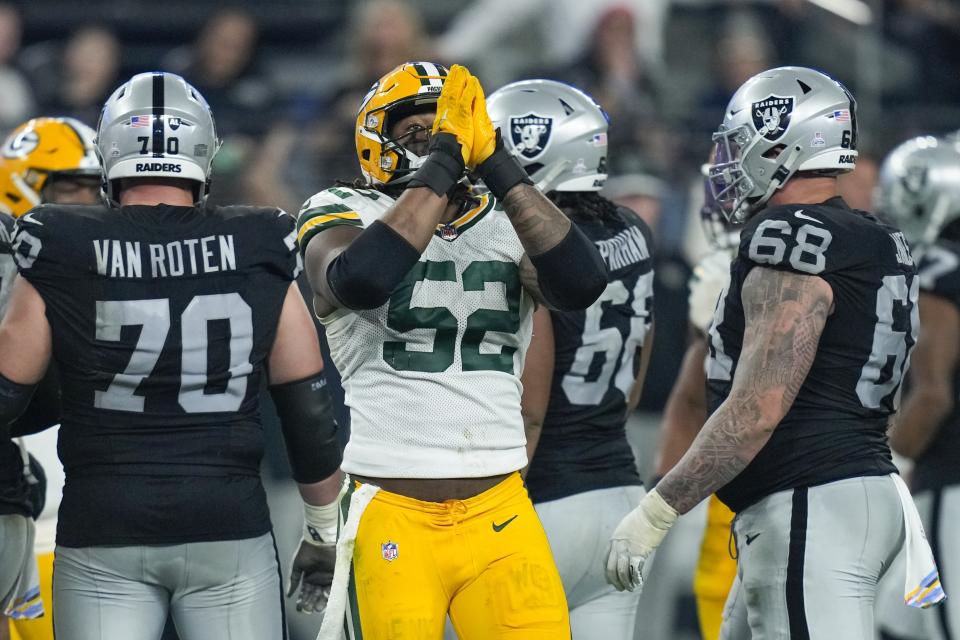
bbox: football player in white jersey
[296,62,607,640]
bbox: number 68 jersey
[706,197,917,512]
[298,187,534,480]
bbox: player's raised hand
[468,75,497,169]
[432,64,475,166]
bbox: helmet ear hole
[362,149,371,161]
[763,144,786,160]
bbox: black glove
[287,538,337,614]
[473,130,532,200]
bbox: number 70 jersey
[298,187,535,480]
[706,197,917,512]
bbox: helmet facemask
[369,99,436,185]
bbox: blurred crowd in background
[4,2,959,636]
[4,0,957,410]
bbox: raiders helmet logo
[510,113,552,160]
[751,96,794,141]
[903,165,928,196]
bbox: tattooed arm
[655,266,833,514]
[504,184,607,310]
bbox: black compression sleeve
[326,220,421,310]
[270,373,342,484]
[530,223,608,311]
[0,371,36,430]
[9,362,60,437]
[474,131,532,200]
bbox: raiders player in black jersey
[879,136,960,640]
[486,80,654,639]
[606,67,937,639]
[0,73,344,640]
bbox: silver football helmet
[877,135,960,246]
[96,71,221,203]
[708,66,858,222]
[486,79,608,192]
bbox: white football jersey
[688,247,734,335]
[298,186,534,478]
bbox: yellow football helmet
[355,61,448,185]
[0,117,100,217]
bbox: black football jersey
[14,203,300,545]
[912,240,960,492]
[707,197,914,512]
[526,207,654,503]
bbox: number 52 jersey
[298,187,535,480]
[706,197,917,512]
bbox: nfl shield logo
[440,224,458,241]
[381,541,398,562]
[751,95,794,141]
[510,113,552,160]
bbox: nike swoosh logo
[794,210,821,223]
[492,515,518,532]
[745,532,761,545]
[21,212,43,226]
[730,108,744,117]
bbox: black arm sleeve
[9,362,60,437]
[0,371,36,431]
[270,373,342,484]
[530,223,608,311]
[326,220,421,311]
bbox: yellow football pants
[693,495,737,640]
[345,472,570,640]
[9,551,53,640]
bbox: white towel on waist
[891,473,947,608]
[316,482,380,640]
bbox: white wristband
[304,499,339,545]
[611,489,679,557]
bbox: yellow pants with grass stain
[344,472,569,640]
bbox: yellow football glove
[432,64,474,166]
[469,76,498,168]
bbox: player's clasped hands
[432,64,497,170]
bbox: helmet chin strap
[749,144,804,217]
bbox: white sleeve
[688,250,733,335]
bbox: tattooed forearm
[656,267,833,514]
[502,183,571,256]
